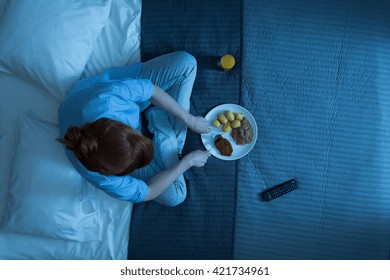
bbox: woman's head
[57,118,154,176]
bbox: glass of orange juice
[219,54,235,71]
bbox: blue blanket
[128,0,390,260]
[236,0,390,260]
[128,0,241,259]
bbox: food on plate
[212,110,243,133]
[222,122,231,132]
[231,119,241,128]
[225,110,235,121]
[217,113,228,124]
[234,112,243,121]
[204,105,257,160]
[214,134,233,156]
[230,117,254,145]
[212,120,221,127]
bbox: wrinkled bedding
[0,0,142,259]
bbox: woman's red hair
[57,118,154,176]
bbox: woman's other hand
[183,150,211,168]
[186,115,211,134]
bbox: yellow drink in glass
[219,54,235,71]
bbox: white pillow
[0,72,59,225]
[0,0,112,101]
[82,0,142,77]
[1,114,103,242]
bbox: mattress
[129,0,390,260]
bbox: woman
[58,51,211,207]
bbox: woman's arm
[144,150,210,201]
[150,85,210,134]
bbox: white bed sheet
[0,0,142,259]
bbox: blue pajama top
[58,63,154,203]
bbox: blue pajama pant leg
[146,107,187,207]
[140,51,197,153]
[132,51,197,206]
[130,107,187,207]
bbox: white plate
[201,104,258,160]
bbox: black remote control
[262,179,298,202]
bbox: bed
[1,0,390,261]
[0,0,142,259]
